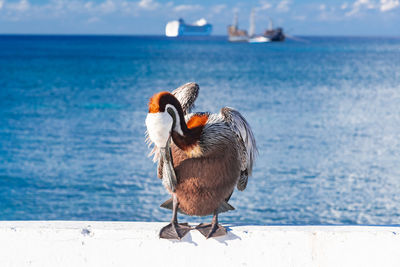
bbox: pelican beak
[160,135,177,192]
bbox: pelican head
[145,92,184,148]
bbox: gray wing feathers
[171,82,199,115]
[157,156,163,179]
[220,107,257,191]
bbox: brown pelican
[145,82,257,240]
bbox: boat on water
[227,13,249,42]
[227,10,285,43]
[263,18,285,42]
[165,18,212,37]
[248,36,270,43]
[247,9,270,43]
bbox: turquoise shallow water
[1,35,400,225]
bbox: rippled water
[1,35,400,225]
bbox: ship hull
[228,36,249,42]
[166,20,212,37]
[248,36,270,43]
[264,29,285,42]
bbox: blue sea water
[1,35,400,225]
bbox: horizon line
[1,33,400,38]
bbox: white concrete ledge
[1,221,400,267]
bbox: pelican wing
[171,82,199,115]
[220,107,257,191]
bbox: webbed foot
[195,222,227,239]
[159,222,192,240]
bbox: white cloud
[49,0,66,11]
[7,0,30,11]
[138,0,159,10]
[173,4,202,12]
[346,0,375,16]
[343,0,398,15]
[0,0,136,20]
[315,3,345,21]
[380,0,400,11]
[99,0,116,13]
[258,1,272,10]
[120,1,138,14]
[212,4,226,14]
[341,2,349,9]
[276,0,290,12]
[73,0,117,14]
[84,1,93,10]
[0,0,4,10]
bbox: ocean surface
[1,35,400,225]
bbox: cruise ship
[165,18,212,37]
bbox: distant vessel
[248,9,270,43]
[165,18,212,37]
[263,18,285,42]
[227,10,285,43]
[248,36,270,43]
[227,13,249,42]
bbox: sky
[0,0,399,36]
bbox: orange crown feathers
[148,91,172,113]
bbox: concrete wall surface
[0,221,400,267]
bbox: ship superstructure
[166,18,212,37]
[227,13,249,42]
